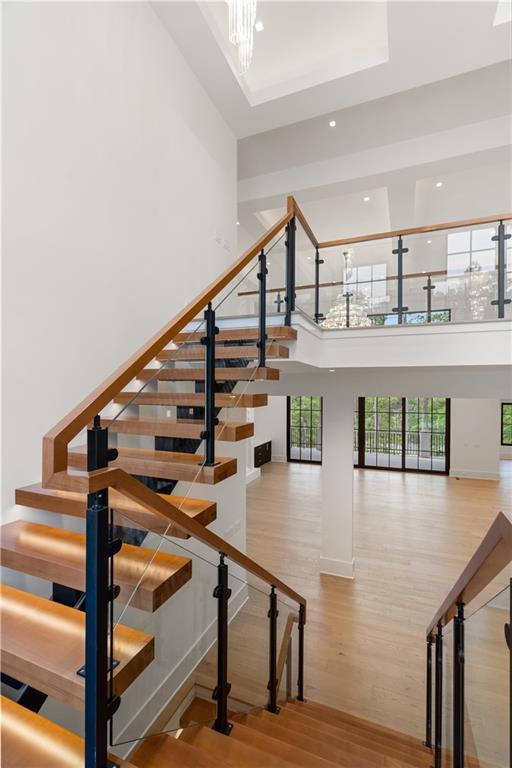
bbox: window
[287,396,323,463]
[447,227,496,275]
[348,263,388,305]
[502,403,512,446]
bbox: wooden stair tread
[131,732,223,768]
[68,446,237,484]
[0,695,135,768]
[136,367,280,382]
[157,344,289,361]
[179,724,297,768]
[174,326,297,343]
[274,707,430,766]
[0,584,154,709]
[15,483,216,539]
[0,521,191,612]
[236,711,380,768]
[289,699,430,754]
[229,719,339,768]
[101,417,254,441]
[113,392,268,408]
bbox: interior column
[320,391,355,579]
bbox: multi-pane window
[287,396,322,463]
[502,403,512,446]
[447,227,496,275]
[349,263,388,304]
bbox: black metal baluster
[508,578,511,768]
[453,602,465,768]
[434,623,444,768]
[392,235,409,324]
[424,637,433,749]
[84,417,120,768]
[267,587,280,713]
[257,249,268,368]
[491,220,511,319]
[201,303,218,467]
[285,218,296,326]
[423,275,436,323]
[297,603,306,701]
[314,248,324,324]
[343,291,353,328]
[274,292,284,313]
[212,554,233,735]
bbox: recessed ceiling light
[255,20,264,32]
[329,120,336,128]
[363,196,370,202]
[427,239,432,244]
[329,369,335,372]
[435,181,443,188]
[236,221,240,226]
[307,256,312,260]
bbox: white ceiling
[153,1,511,137]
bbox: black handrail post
[453,602,465,768]
[212,554,233,735]
[423,275,435,323]
[85,416,120,768]
[491,220,511,319]
[201,303,218,467]
[285,218,296,326]
[314,248,324,324]
[434,623,444,768]
[392,235,409,324]
[424,637,433,748]
[297,603,306,701]
[343,291,353,328]
[267,587,280,713]
[257,249,268,368]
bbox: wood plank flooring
[245,461,512,742]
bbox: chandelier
[228,0,257,74]
[321,289,372,329]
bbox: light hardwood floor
[245,461,512,741]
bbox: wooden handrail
[42,210,293,485]
[426,510,512,639]
[318,213,512,250]
[289,195,319,249]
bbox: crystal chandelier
[321,289,372,329]
[228,0,257,74]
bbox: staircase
[5,197,501,768]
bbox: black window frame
[287,395,323,464]
[501,403,512,446]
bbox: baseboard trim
[449,469,500,481]
[319,556,355,580]
[271,454,287,463]
[246,467,261,484]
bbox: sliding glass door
[287,396,323,463]
[354,396,450,474]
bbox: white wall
[2,1,236,511]
[249,396,288,463]
[450,399,501,480]
[1,0,240,745]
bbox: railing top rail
[317,213,512,250]
[426,509,512,638]
[289,195,319,249]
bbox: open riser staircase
[1,196,510,767]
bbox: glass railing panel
[441,623,453,767]
[294,217,318,318]
[464,583,510,768]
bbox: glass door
[287,396,323,463]
[354,396,450,474]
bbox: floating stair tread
[67,446,237,485]
[274,707,430,766]
[174,326,297,343]
[15,483,216,539]
[0,695,135,768]
[0,521,191,612]
[131,732,223,768]
[229,719,339,768]
[249,710,418,768]
[113,392,268,408]
[179,724,297,768]
[0,584,154,709]
[288,699,431,755]
[157,344,289,361]
[102,417,254,441]
[136,367,280,382]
